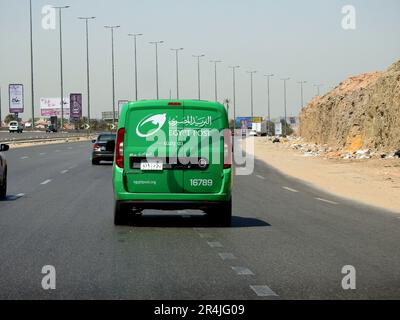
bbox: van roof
[119,100,227,126]
[125,99,225,109]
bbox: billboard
[275,122,283,136]
[40,98,70,117]
[9,84,24,113]
[118,100,129,115]
[70,94,82,120]
[235,117,263,129]
[102,111,119,121]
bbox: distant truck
[46,116,58,133]
[251,121,267,136]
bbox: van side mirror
[0,144,10,152]
[91,139,96,144]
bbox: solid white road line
[218,253,237,260]
[231,267,254,276]
[250,285,278,297]
[256,175,266,180]
[207,241,223,248]
[40,179,52,185]
[282,186,299,193]
[315,197,339,205]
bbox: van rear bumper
[115,200,230,211]
[113,167,232,203]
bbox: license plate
[140,161,163,171]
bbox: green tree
[4,114,16,124]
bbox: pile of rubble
[268,136,400,160]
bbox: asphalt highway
[0,141,399,299]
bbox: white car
[249,130,258,137]
[9,121,24,133]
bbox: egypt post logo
[136,114,167,138]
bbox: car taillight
[93,143,99,150]
[223,130,232,169]
[115,128,125,168]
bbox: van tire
[207,199,232,227]
[92,159,99,165]
[114,201,129,226]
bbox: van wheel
[0,170,7,200]
[92,159,99,165]
[114,201,129,226]
[207,199,232,227]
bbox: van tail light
[93,143,99,150]
[223,130,232,169]
[115,128,125,168]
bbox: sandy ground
[248,137,400,214]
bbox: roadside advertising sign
[70,93,82,120]
[275,122,282,136]
[9,84,24,113]
[40,98,70,117]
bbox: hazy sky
[1,0,399,120]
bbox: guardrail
[0,133,94,144]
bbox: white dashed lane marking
[207,241,223,248]
[315,198,339,205]
[199,233,213,239]
[218,253,237,260]
[40,179,52,185]
[250,285,278,297]
[20,156,29,160]
[39,153,46,155]
[256,175,265,180]
[15,193,25,198]
[61,170,69,174]
[282,187,299,193]
[231,267,254,276]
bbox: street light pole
[29,0,35,130]
[298,80,307,109]
[247,71,257,118]
[53,5,70,131]
[264,74,274,135]
[79,17,95,134]
[150,41,164,99]
[229,66,240,124]
[128,33,143,101]
[281,78,290,136]
[314,84,323,96]
[210,60,222,102]
[105,25,120,129]
[171,48,184,99]
[193,54,205,100]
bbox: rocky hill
[299,60,400,153]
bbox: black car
[91,133,116,165]
[0,144,9,199]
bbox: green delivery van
[113,100,233,226]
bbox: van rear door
[124,102,184,193]
[182,103,225,194]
